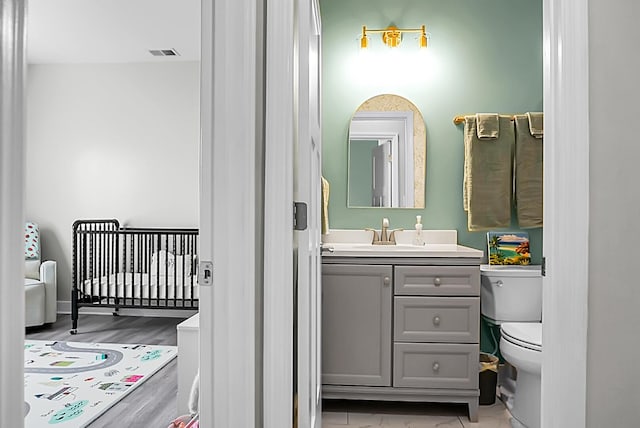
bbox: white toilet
[480,265,542,428]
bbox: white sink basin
[336,243,458,251]
[321,230,483,258]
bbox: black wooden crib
[71,219,199,334]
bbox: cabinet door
[322,264,393,386]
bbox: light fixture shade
[360,25,369,49]
[419,25,427,48]
[359,24,427,50]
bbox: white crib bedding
[81,272,199,301]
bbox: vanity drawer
[394,297,479,343]
[393,343,479,389]
[394,266,480,296]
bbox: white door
[296,0,323,427]
[372,140,392,207]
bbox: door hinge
[198,261,214,286]
[294,202,308,231]
[541,257,546,277]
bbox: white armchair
[24,222,57,327]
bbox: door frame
[262,0,294,426]
[541,1,589,426]
[0,1,26,427]
[199,0,264,426]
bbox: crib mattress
[81,272,199,301]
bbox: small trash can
[479,352,499,405]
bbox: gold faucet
[365,218,403,245]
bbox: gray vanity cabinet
[321,264,393,386]
[322,258,481,422]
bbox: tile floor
[322,399,513,428]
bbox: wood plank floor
[26,313,192,427]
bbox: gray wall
[587,0,640,425]
[26,62,200,302]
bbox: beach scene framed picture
[487,231,531,265]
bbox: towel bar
[453,114,516,125]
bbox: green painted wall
[320,0,543,262]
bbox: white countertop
[321,229,483,258]
[322,243,484,258]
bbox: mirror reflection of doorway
[347,95,425,208]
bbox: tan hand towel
[463,115,514,231]
[514,114,543,228]
[464,113,500,212]
[321,176,330,235]
[526,112,544,138]
[476,113,500,139]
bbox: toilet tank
[480,265,542,323]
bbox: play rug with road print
[24,340,177,427]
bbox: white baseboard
[57,301,198,318]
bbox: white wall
[587,0,640,425]
[26,62,200,302]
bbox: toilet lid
[501,322,542,352]
[480,264,542,277]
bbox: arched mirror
[347,94,426,208]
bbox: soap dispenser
[413,215,425,246]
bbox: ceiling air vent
[149,49,180,57]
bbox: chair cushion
[25,259,40,281]
[25,278,44,287]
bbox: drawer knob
[496,280,503,287]
[432,362,440,372]
[433,277,441,286]
[433,316,441,326]
[383,276,391,286]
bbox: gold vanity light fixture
[360,25,428,49]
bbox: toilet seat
[499,323,543,428]
[501,322,542,352]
